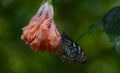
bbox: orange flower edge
[21,2,61,52]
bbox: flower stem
[42,0,52,4]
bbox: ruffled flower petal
[21,2,61,52]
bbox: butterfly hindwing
[60,33,87,63]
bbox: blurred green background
[0,0,120,73]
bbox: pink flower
[21,2,61,52]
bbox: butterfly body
[59,33,87,63]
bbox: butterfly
[59,33,87,63]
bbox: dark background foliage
[0,0,120,73]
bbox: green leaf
[88,18,104,33]
[103,6,120,57]
[77,17,104,41]
[80,6,120,57]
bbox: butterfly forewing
[60,33,87,63]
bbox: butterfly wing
[60,33,87,63]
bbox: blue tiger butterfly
[59,33,87,63]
